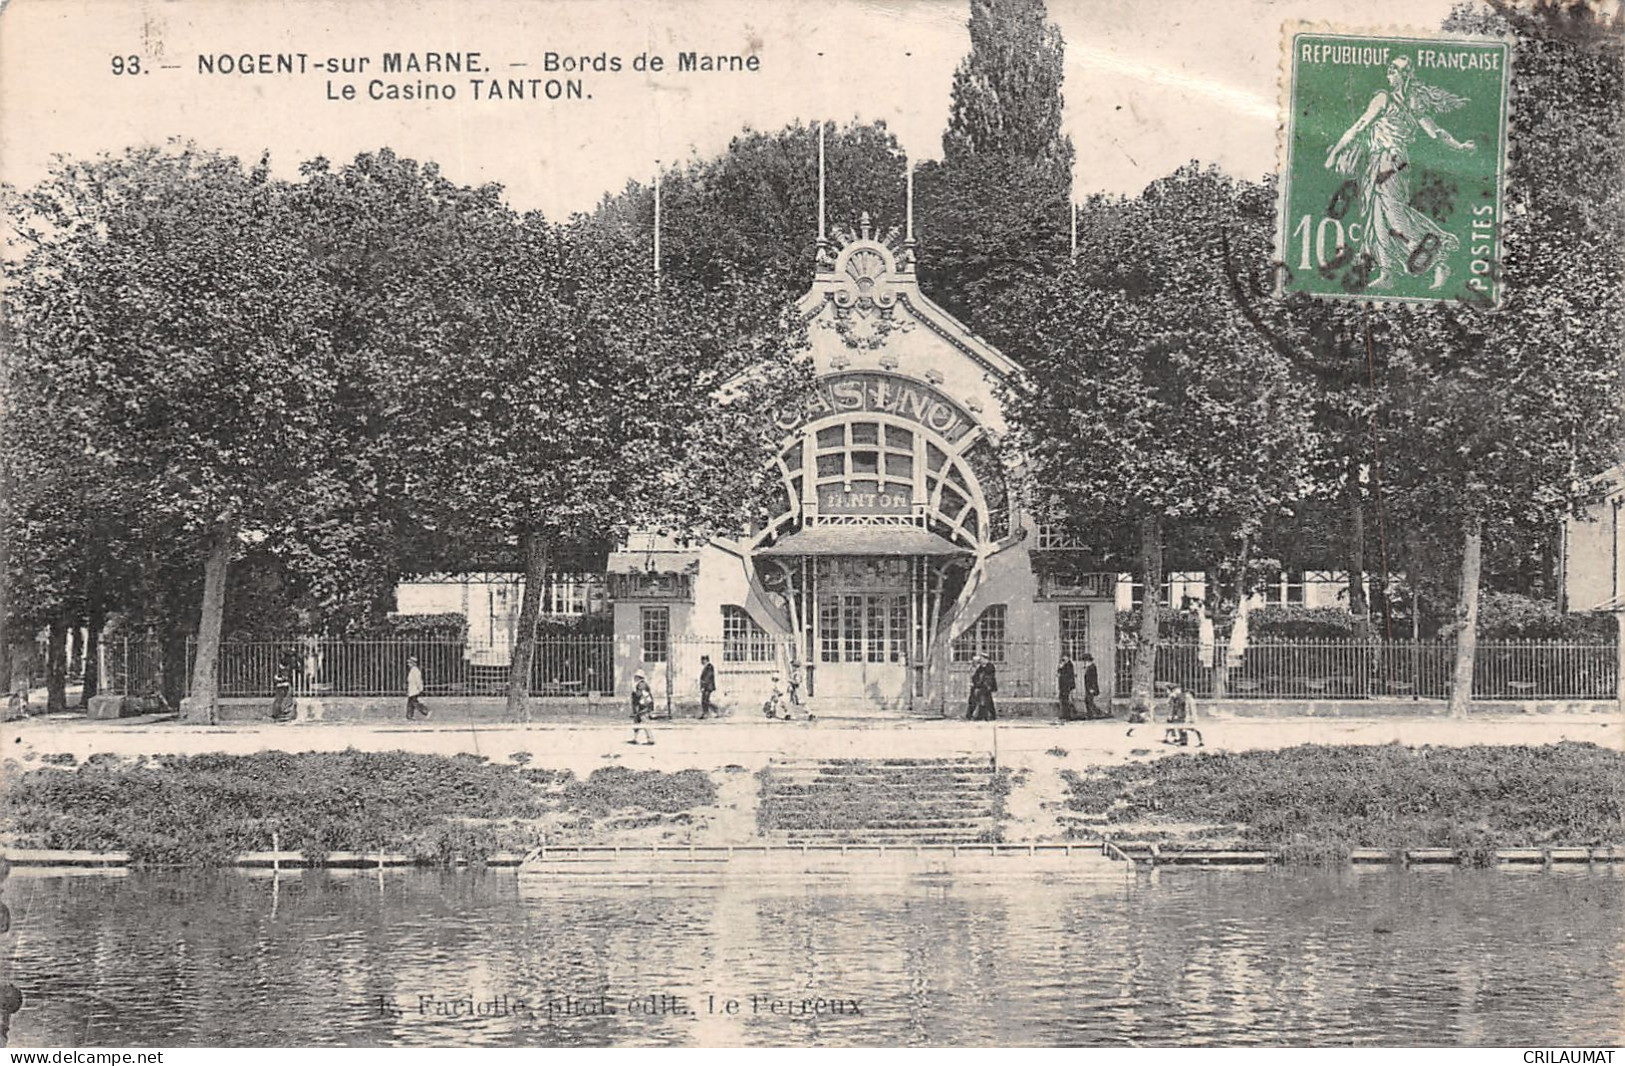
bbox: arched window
[790,415,994,550]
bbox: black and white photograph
[0,0,1620,1052]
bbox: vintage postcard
[0,0,1620,1054]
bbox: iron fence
[62,635,1622,705]
[180,636,619,698]
[105,638,166,698]
[1109,638,1619,701]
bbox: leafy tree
[1218,2,1623,712]
[942,0,1073,175]
[1385,2,1624,713]
[995,166,1315,714]
[919,0,1075,326]
[5,143,344,721]
[593,120,908,303]
[389,209,809,717]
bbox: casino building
[400,175,1119,714]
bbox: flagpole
[817,124,827,254]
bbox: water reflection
[6,866,1621,1047]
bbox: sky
[0,0,1466,220]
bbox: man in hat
[405,656,429,720]
[968,652,999,721]
[698,654,717,719]
[1081,652,1106,719]
[1056,653,1077,721]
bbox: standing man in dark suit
[698,654,717,719]
[1056,654,1077,721]
[1081,653,1105,719]
[969,653,999,721]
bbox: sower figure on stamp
[1057,653,1077,721]
[1325,55,1476,291]
[405,655,430,721]
[698,654,717,719]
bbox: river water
[4,865,1620,1047]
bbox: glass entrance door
[817,592,910,701]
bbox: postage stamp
[1278,26,1512,308]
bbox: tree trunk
[46,616,68,714]
[80,609,103,706]
[1130,514,1164,717]
[68,624,83,681]
[1448,516,1484,719]
[182,522,234,724]
[507,528,550,722]
[1345,454,1370,634]
[0,418,11,702]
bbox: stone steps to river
[758,754,1002,845]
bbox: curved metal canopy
[755,525,969,557]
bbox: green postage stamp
[1278,27,1512,308]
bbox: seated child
[1162,685,1204,747]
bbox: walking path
[7,709,1620,776]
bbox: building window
[1263,571,1306,606]
[640,607,669,663]
[819,598,841,664]
[1128,577,1173,609]
[952,605,1006,663]
[722,605,774,663]
[1060,606,1091,662]
[540,573,604,616]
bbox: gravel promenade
[7,709,1621,777]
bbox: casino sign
[774,372,976,445]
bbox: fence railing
[1109,638,1619,701]
[39,635,1625,705]
[175,636,617,699]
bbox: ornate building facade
[601,210,1118,713]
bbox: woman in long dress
[1324,56,1476,291]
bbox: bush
[1116,607,1200,640]
[374,613,469,640]
[1249,605,1371,639]
[1476,591,1615,640]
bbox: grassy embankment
[2,751,722,865]
[1060,742,1625,863]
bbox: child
[628,670,656,745]
[1163,685,1205,747]
[763,675,786,719]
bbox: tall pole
[1070,201,1077,259]
[817,124,827,254]
[905,157,914,242]
[653,161,662,289]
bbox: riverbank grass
[1061,742,1625,862]
[2,751,719,865]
